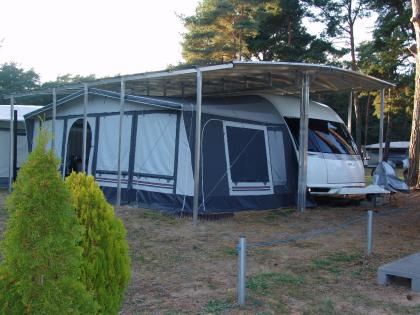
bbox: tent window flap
[223,121,273,196]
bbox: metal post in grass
[237,236,246,306]
[367,210,373,255]
[116,78,125,206]
[82,84,88,173]
[8,95,15,193]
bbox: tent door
[65,119,92,175]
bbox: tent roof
[5,61,394,101]
[0,105,42,122]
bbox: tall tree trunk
[409,1,420,188]
[349,22,363,151]
[287,17,293,45]
[383,112,393,162]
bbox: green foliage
[181,0,261,64]
[247,0,342,62]
[0,129,97,314]
[65,172,130,315]
[42,74,96,88]
[200,299,234,314]
[247,272,305,295]
[0,62,40,97]
[181,0,340,65]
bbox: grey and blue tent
[24,90,297,213]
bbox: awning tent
[0,105,42,187]
[4,61,394,223]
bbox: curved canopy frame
[4,61,394,220]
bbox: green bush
[0,129,97,314]
[66,172,130,315]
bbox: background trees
[0,63,39,96]
[180,0,340,64]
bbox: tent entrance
[66,119,92,175]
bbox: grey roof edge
[24,88,183,120]
[7,61,393,100]
[231,61,395,88]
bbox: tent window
[134,113,177,177]
[225,126,269,183]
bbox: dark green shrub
[66,172,130,315]
[0,129,97,314]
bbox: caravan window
[285,118,358,155]
[225,125,269,183]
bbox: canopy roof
[5,61,394,100]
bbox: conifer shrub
[0,129,97,314]
[65,172,130,315]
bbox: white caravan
[262,95,365,194]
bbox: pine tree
[65,172,130,315]
[0,129,97,314]
[181,0,263,64]
[409,0,420,187]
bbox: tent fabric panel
[42,119,64,162]
[175,114,194,197]
[96,173,130,188]
[99,186,296,213]
[0,131,28,184]
[132,176,175,194]
[201,95,284,125]
[268,129,287,186]
[53,95,158,117]
[16,134,29,169]
[32,119,40,149]
[200,119,229,206]
[0,130,10,178]
[26,119,35,152]
[96,114,132,173]
[134,113,177,177]
[86,117,96,175]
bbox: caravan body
[262,95,365,194]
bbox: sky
[0,0,375,83]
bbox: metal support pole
[367,210,373,255]
[13,110,17,181]
[116,79,125,206]
[378,89,385,163]
[237,236,246,306]
[8,95,15,193]
[82,84,88,173]
[297,72,310,212]
[52,88,57,151]
[347,91,353,133]
[192,69,202,225]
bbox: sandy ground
[1,190,420,314]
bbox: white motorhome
[262,95,365,194]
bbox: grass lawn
[1,189,420,314]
